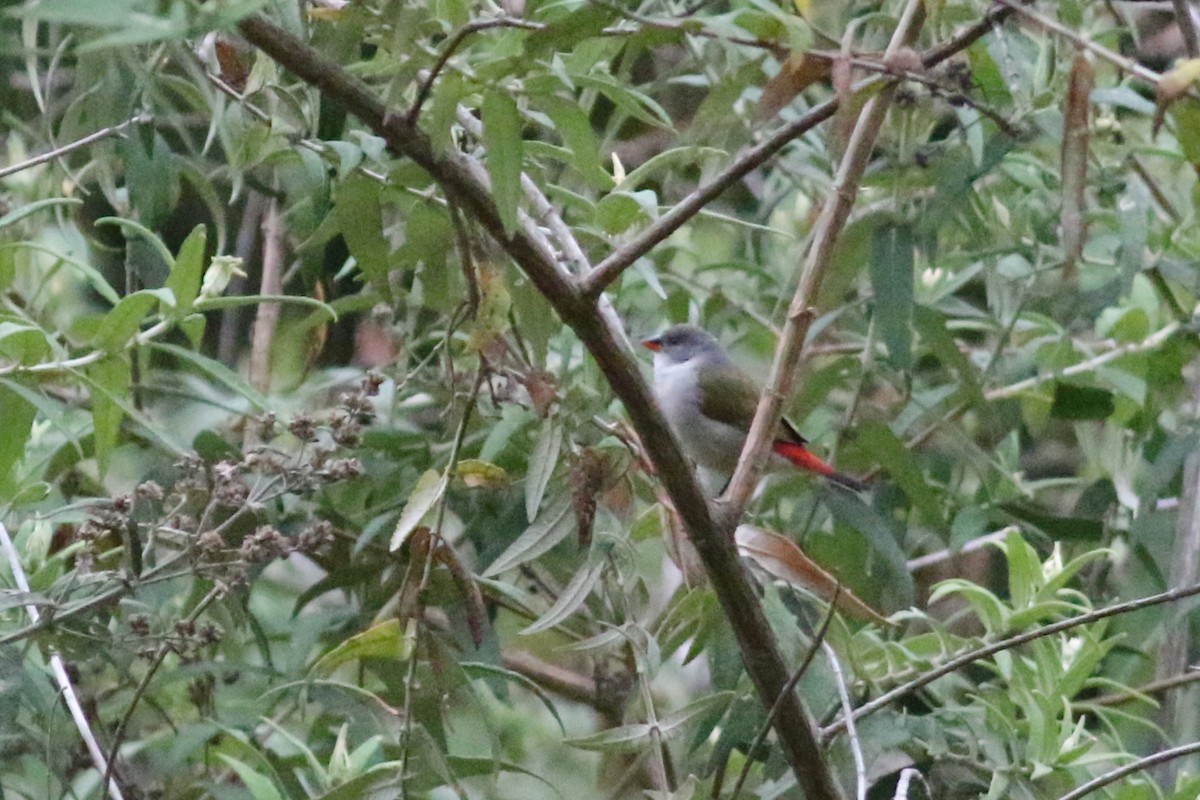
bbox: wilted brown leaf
[1060,53,1094,279]
[734,525,892,625]
[757,52,833,121]
[435,542,489,648]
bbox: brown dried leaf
[734,525,892,626]
[1060,53,1094,279]
[757,52,832,121]
[435,542,489,648]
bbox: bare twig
[248,196,284,396]
[408,17,540,124]
[0,522,126,800]
[0,114,149,180]
[1172,0,1200,58]
[823,641,866,800]
[1057,740,1200,800]
[102,584,226,794]
[906,529,1010,573]
[1090,669,1200,707]
[986,319,1182,400]
[822,581,1200,741]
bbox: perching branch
[718,0,925,521]
[234,14,843,798]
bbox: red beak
[642,337,662,352]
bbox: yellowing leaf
[390,470,447,551]
[1154,57,1200,136]
[309,618,416,675]
[457,459,508,488]
[757,51,832,120]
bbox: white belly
[652,356,747,476]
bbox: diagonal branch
[234,14,842,798]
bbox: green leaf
[0,197,82,231]
[1050,383,1114,420]
[595,190,657,234]
[870,221,915,368]
[390,470,448,551]
[521,560,605,635]
[333,174,392,299]
[913,306,982,405]
[1000,501,1104,541]
[94,289,174,352]
[168,224,207,313]
[94,216,176,272]
[461,662,566,733]
[310,618,416,676]
[87,356,131,477]
[853,421,941,524]
[574,73,672,129]
[0,381,36,492]
[564,692,735,753]
[482,89,524,236]
[525,418,562,522]
[216,754,286,800]
[152,343,270,411]
[537,94,611,189]
[482,494,574,576]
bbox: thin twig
[728,587,839,800]
[0,114,149,180]
[101,584,225,793]
[408,18,540,124]
[1057,740,1200,800]
[248,196,284,396]
[1172,0,1200,58]
[0,522,126,800]
[906,529,1010,572]
[821,581,1200,741]
[985,319,1182,400]
[823,641,865,800]
[1090,669,1200,707]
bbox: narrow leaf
[734,525,891,625]
[87,356,131,476]
[309,618,415,676]
[333,174,392,299]
[483,494,575,576]
[216,754,286,800]
[521,560,604,635]
[168,224,207,312]
[482,90,524,236]
[525,418,562,521]
[869,221,915,368]
[390,469,447,551]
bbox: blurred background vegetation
[4,0,1200,797]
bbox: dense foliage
[4,0,1200,798]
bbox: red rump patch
[772,441,837,477]
[772,441,868,492]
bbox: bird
[642,324,866,492]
